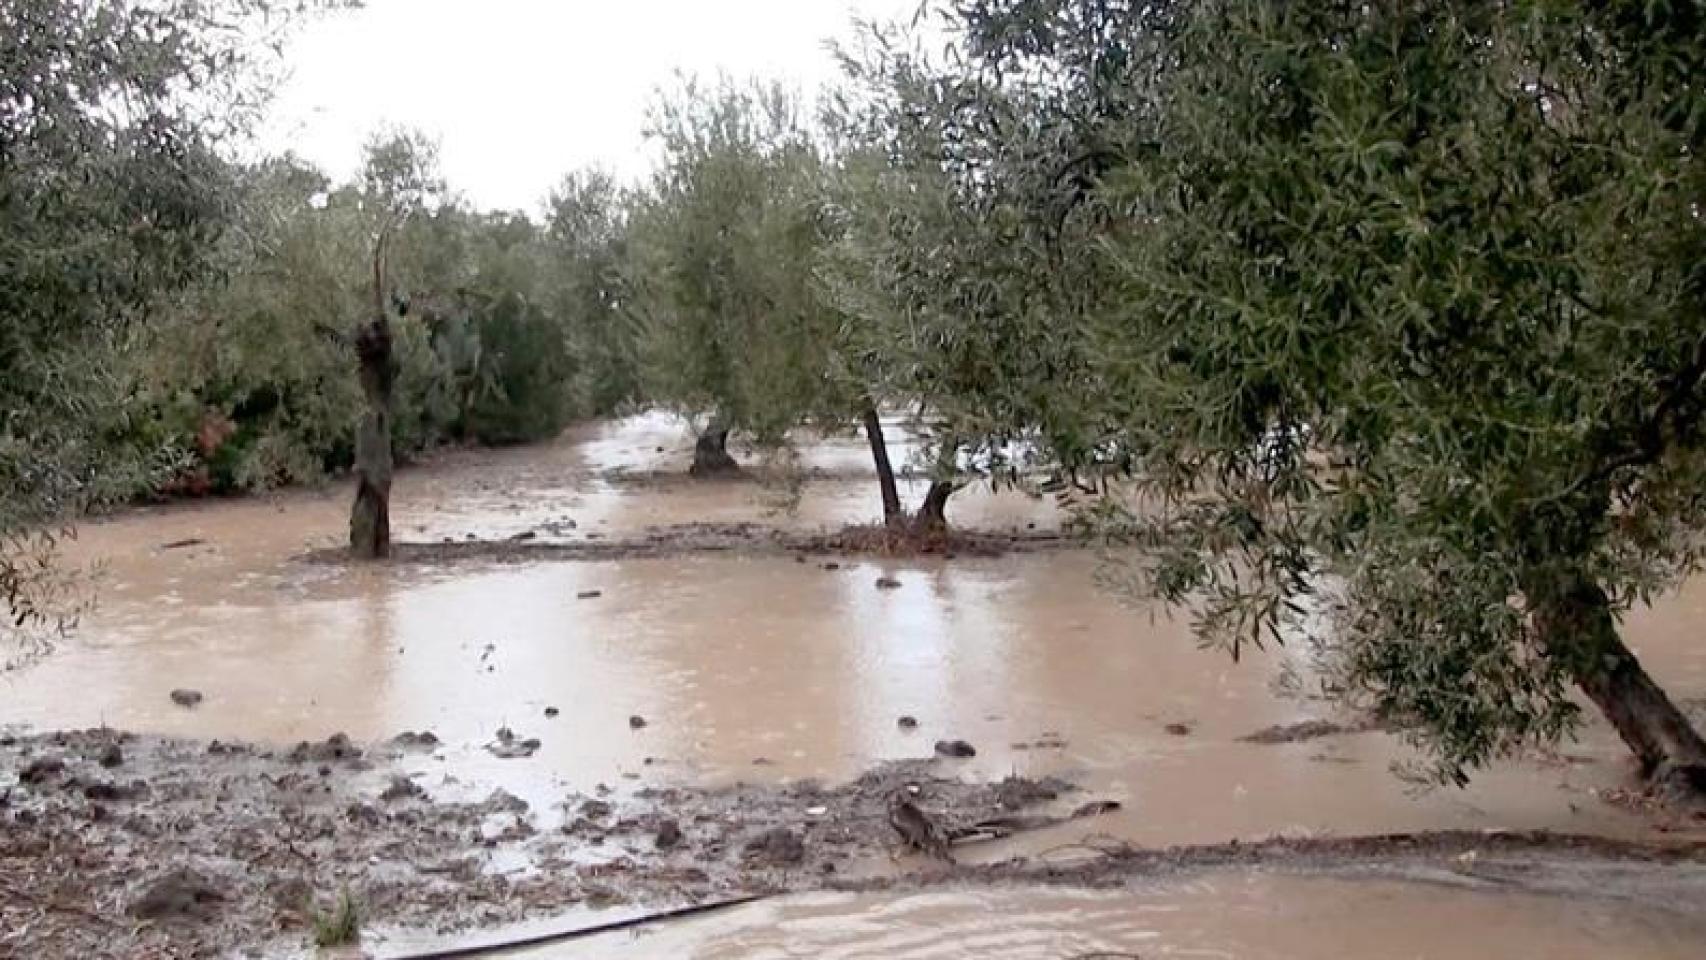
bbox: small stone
[1164,722,1193,736]
[821,562,841,571]
[875,576,902,590]
[169,689,204,708]
[897,715,919,730]
[628,715,647,730]
[655,819,683,850]
[544,706,560,718]
[933,739,976,758]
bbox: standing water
[5,414,1705,956]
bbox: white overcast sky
[260,0,920,214]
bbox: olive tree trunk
[689,418,739,477]
[350,236,395,560]
[910,438,959,533]
[1532,573,1706,795]
[861,403,903,525]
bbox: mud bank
[0,729,1097,959]
[304,522,1071,566]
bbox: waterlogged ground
[4,413,1706,957]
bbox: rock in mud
[628,714,648,730]
[655,819,683,850]
[288,733,362,764]
[744,827,805,866]
[379,775,427,802]
[875,576,902,590]
[485,728,541,759]
[84,780,148,802]
[20,756,66,785]
[97,743,124,768]
[934,740,977,759]
[129,870,226,922]
[169,688,204,708]
[897,715,919,730]
[1164,722,1193,736]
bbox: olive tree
[626,78,849,477]
[348,131,442,559]
[823,15,1121,531]
[1,0,346,640]
[1039,0,1706,791]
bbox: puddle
[476,878,1706,959]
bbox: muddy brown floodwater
[5,413,1706,957]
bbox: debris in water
[1072,799,1123,818]
[1240,718,1374,744]
[170,688,204,708]
[390,730,440,751]
[934,740,977,758]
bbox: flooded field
[5,413,1705,957]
